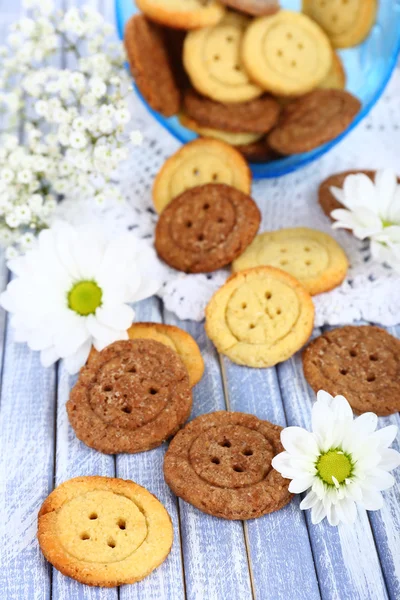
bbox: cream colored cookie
[152,138,252,213]
[136,0,225,30]
[179,113,264,146]
[38,476,173,587]
[205,266,314,368]
[302,0,377,48]
[127,322,204,387]
[183,12,264,103]
[319,50,346,90]
[242,11,332,96]
[232,228,349,295]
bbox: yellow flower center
[68,281,102,316]
[316,450,352,485]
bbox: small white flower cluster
[0,0,141,258]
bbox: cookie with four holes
[220,0,279,16]
[183,12,264,103]
[124,15,180,118]
[164,411,292,520]
[136,0,225,30]
[38,476,173,587]
[232,227,349,295]
[268,89,361,155]
[152,138,252,213]
[67,339,192,454]
[242,11,332,96]
[303,326,400,416]
[206,266,315,368]
[302,0,377,48]
[179,113,264,146]
[155,183,261,273]
[88,322,204,388]
[183,88,280,134]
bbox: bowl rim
[116,1,400,179]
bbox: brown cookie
[124,15,180,117]
[220,0,280,16]
[268,90,361,155]
[164,411,292,520]
[237,138,279,163]
[183,89,280,134]
[67,339,192,454]
[303,326,400,416]
[155,183,261,273]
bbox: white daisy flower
[272,391,400,527]
[0,220,162,374]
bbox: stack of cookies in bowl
[124,0,378,160]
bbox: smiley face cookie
[38,476,173,587]
[242,11,332,96]
[183,12,263,103]
[136,0,225,30]
[303,326,400,415]
[152,138,252,213]
[206,266,314,368]
[155,183,261,273]
[303,0,377,48]
[232,228,349,295]
[179,113,264,146]
[268,89,361,154]
[67,339,192,454]
[164,411,292,520]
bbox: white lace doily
[58,65,400,325]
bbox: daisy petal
[289,475,314,494]
[63,339,92,374]
[271,451,299,479]
[362,469,395,491]
[336,497,357,524]
[326,503,340,526]
[40,346,59,368]
[281,427,319,459]
[379,448,400,471]
[95,304,134,331]
[371,425,398,450]
[360,489,384,511]
[353,412,378,437]
[300,491,319,510]
[311,501,326,524]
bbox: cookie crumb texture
[164,411,292,520]
[38,476,173,587]
[303,326,400,416]
[206,266,315,368]
[232,227,349,295]
[67,339,192,454]
[155,183,261,273]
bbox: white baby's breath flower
[19,231,36,249]
[130,130,143,146]
[14,205,32,223]
[98,117,114,135]
[5,246,19,260]
[69,71,86,92]
[272,391,400,526]
[89,77,107,98]
[69,131,88,150]
[0,221,161,373]
[115,108,130,125]
[5,213,21,228]
[28,194,43,211]
[17,169,33,184]
[1,168,15,184]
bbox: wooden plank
[362,325,400,600]
[220,357,321,600]
[164,311,254,600]
[117,298,186,600]
[0,325,56,600]
[277,340,389,600]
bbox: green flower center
[316,449,353,486]
[68,281,103,316]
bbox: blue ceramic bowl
[116,0,400,178]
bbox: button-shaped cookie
[302,0,377,48]
[206,266,314,367]
[67,339,192,454]
[38,476,173,587]
[155,183,261,273]
[319,51,346,90]
[220,0,279,16]
[183,12,263,103]
[232,227,349,295]
[136,0,225,30]
[164,411,292,519]
[268,89,361,155]
[152,138,252,213]
[242,11,332,96]
[303,326,400,416]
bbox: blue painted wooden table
[0,1,400,599]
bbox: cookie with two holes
[155,183,261,273]
[38,476,173,587]
[303,325,400,416]
[67,339,192,454]
[164,411,292,520]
